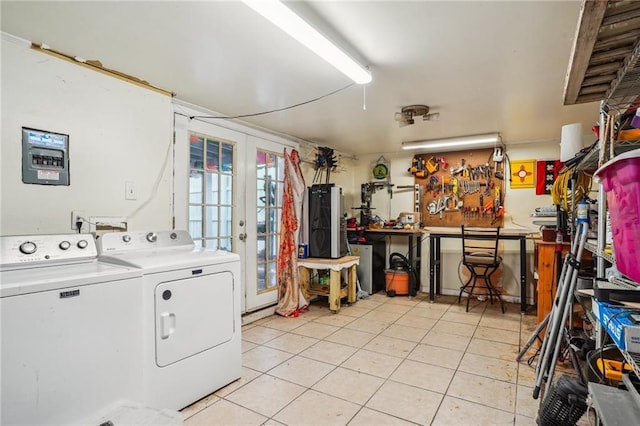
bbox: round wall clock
[372,162,389,180]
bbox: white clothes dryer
[97,230,241,410]
[0,234,143,425]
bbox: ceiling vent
[394,105,439,127]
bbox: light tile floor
[181,293,544,425]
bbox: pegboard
[411,148,505,228]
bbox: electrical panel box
[22,127,70,186]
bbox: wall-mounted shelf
[576,138,640,173]
[584,240,616,264]
[604,39,640,112]
[621,350,640,380]
[564,0,640,110]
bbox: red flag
[536,160,562,195]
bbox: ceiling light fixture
[423,112,440,121]
[394,105,433,127]
[243,0,372,84]
[401,132,502,152]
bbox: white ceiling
[1,1,601,155]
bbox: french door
[174,108,296,314]
[242,136,288,312]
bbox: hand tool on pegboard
[408,156,428,178]
[425,156,439,174]
[437,156,448,170]
[492,186,504,224]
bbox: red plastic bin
[594,148,640,282]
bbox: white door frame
[172,102,298,314]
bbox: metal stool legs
[458,262,505,313]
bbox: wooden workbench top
[297,256,360,271]
[424,226,537,237]
[364,228,424,234]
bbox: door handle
[160,312,176,339]
[239,233,247,241]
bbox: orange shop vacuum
[385,253,417,297]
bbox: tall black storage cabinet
[307,184,347,258]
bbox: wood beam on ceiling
[580,83,610,95]
[584,61,622,77]
[600,3,640,27]
[563,0,608,105]
[593,28,640,52]
[590,46,633,64]
[582,74,617,86]
[576,93,607,104]
[598,16,640,40]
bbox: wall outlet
[71,210,85,231]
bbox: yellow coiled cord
[551,168,593,211]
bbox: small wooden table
[298,256,359,313]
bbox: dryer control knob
[77,239,88,249]
[146,232,157,243]
[19,241,37,255]
[59,241,71,250]
[122,234,131,243]
[170,232,178,240]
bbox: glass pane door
[189,133,234,250]
[244,136,290,312]
[256,150,284,295]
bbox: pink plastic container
[595,148,640,283]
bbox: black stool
[458,226,505,313]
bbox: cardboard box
[399,212,421,224]
[593,301,640,353]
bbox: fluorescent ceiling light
[243,0,372,84]
[401,133,501,152]
[1,31,32,48]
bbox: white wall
[1,38,173,235]
[504,142,560,228]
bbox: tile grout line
[428,303,483,425]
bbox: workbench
[298,256,359,313]
[425,227,533,313]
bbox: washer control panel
[0,234,97,268]
[98,230,194,253]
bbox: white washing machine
[0,234,143,425]
[97,230,242,410]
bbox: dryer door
[155,271,234,367]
